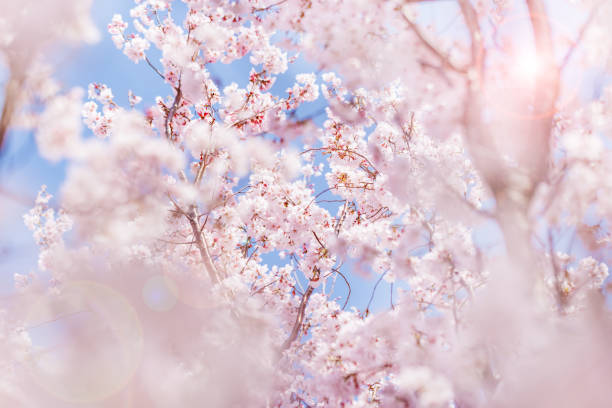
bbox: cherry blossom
[0,0,611,407]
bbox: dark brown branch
[168,194,220,284]
[312,231,325,250]
[281,285,314,350]
[334,200,348,236]
[253,0,287,12]
[165,80,183,140]
[332,268,351,310]
[364,270,388,317]
[301,147,379,177]
[0,74,24,154]
[145,56,165,80]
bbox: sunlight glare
[514,52,540,80]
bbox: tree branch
[560,1,603,69]
[525,0,559,188]
[165,79,183,141]
[145,56,165,80]
[281,285,314,350]
[402,12,468,74]
[0,74,24,154]
[457,0,485,75]
[364,270,388,317]
[168,195,221,284]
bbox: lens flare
[25,281,143,403]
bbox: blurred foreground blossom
[0,0,98,152]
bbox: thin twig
[560,1,603,68]
[253,0,288,12]
[240,247,259,275]
[332,268,352,310]
[364,270,388,317]
[145,56,165,80]
[401,13,467,74]
[300,147,379,177]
